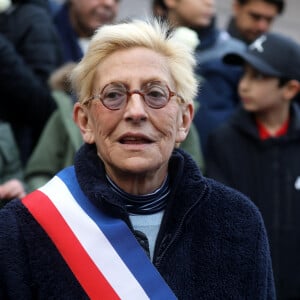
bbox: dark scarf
[106,174,170,215]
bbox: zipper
[154,196,202,268]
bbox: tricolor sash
[22,166,177,300]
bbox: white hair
[71,19,198,105]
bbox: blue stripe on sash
[57,166,177,300]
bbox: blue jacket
[0,145,275,299]
[54,3,83,63]
[192,19,245,157]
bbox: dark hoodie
[206,103,300,299]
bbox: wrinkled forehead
[91,47,175,89]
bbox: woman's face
[74,47,193,185]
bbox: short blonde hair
[71,19,198,105]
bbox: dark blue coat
[192,20,245,158]
[54,3,83,63]
[0,145,275,299]
[194,58,242,157]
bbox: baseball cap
[223,32,300,81]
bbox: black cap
[223,32,300,81]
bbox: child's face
[238,64,285,113]
[169,0,215,28]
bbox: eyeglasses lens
[100,82,170,110]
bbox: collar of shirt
[256,118,290,140]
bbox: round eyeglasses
[84,81,184,110]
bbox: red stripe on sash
[22,190,120,300]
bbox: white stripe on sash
[39,176,150,300]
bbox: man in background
[227,0,285,44]
[54,0,120,63]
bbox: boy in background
[206,32,300,299]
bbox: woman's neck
[107,175,170,215]
[105,166,168,195]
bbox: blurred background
[117,0,299,42]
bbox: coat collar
[74,144,207,227]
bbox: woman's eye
[148,90,165,98]
[105,91,124,100]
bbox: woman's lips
[119,134,153,145]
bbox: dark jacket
[0,1,62,85]
[194,58,243,158]
[0,145,275,299]
[206,103,300,299]
[0,2,63,163]
[54,2,83,63]
[192,19,244,157]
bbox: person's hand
[0,179,26,200]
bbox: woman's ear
[73,102,95,144]
[176,103,194,143]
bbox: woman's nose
[123,93,148,122]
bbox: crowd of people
[0,0,299,299]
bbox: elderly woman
[0,20,274,299]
